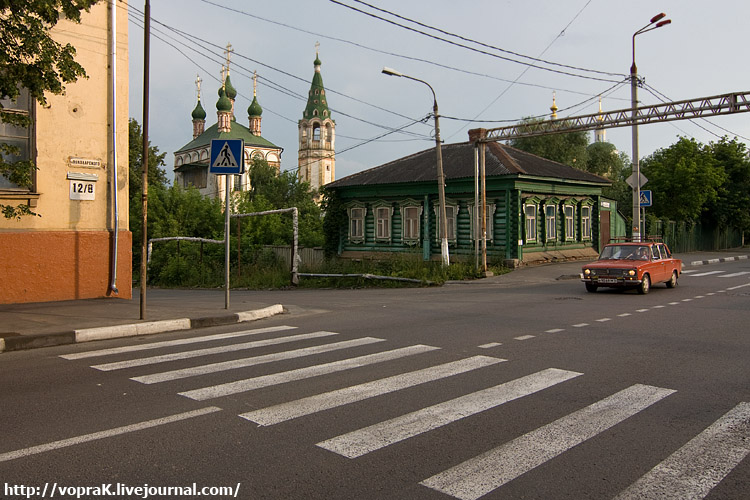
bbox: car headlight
[584,269,591,275]
[628,269,636,276]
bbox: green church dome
[247,96,263,117]
[216,87,232,112]
[224,74,237,100]
[191,100,206,120]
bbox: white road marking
[694,295,705,299]
[681,269,698,274]
[689,271,725,277]
[618,313,632,317]
[652,305,666,309]
[572,323,589,328]
[92,331,339,371]
[132,337,386,385]
[514,335,535,341]
[636,309,650,313]
[719,271,750,278]
[420,384,675,500]
[682,298,693,302]
[596,318,611,322]
[0,407,221,463]
[669,302,680,306]
[240,356,505,426]
[478,342,502,349]
[316,368,582,459]
[727,282,750,290]
[614,402,750,500]
[60,326,297,360]
[179,345,440,401]
[545,329,565,333]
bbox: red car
[581,241,682,294]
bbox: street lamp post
[382,67,449,266]
[631,13,671,242]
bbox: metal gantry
[471,91,750,142]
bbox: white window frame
[524,203,537,243]
[374,205,393,242]
[581,205,592,240]
[434,203,458,243]
[545,204,557,241]
[400,204,422,243]
[564,204,575,241]
[0,87,33,190]
[348,206,366,243]
[470,203,496,243]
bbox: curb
[0,304,284,354]
[688,255,748,267]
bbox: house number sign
[69,180,96,200]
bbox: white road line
[0,407,221,463]
[514,335,535,341]
[618,313,632,317]
[240,356,506,426]
[652,305,666,309]
[179,345,440,401]
[596,318,612,322]
[92,331,339,371]
[60,326,297,360]
[669,302,680,306]
[478,343,502,349]
[727,282,750,290]
[682,298,693,302]
[132,337,386,385]
[316,368,582,459]
[572,323,589,328]
[614,402,750,500]
[636,309,650,313]
[545,329,565,333]
[689,271,725,277]
[681,269,698,274]
[694,295,705,299]
[719,271,750,278]
[420,384,675,500]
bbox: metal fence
[264,245,325,268]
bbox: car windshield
[599,245,651,261]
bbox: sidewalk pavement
[1,250,747,354]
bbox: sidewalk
[1,250,746,354]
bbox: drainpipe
[108,0,119,294]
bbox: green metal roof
[175,121,281,153]
[303,55,331,120]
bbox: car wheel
[585,283,598,293]
[666,270,678,288]
[638,274,651,294]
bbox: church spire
[550,91,558,119]
[595,96,606,142]
[248,71,263,135]
[191,74,206,138]
[303,43,331,120]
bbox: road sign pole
[225,174,230,309]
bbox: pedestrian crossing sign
[639,190,652,207]
[209,139,245,175]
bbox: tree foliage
[1,0,100,219]
[641,137,726,222]
[705,137,750,231]
[509,118,589,168]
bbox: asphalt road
[1,260,749,500]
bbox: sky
[126,0,750,183]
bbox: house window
[0,87,33,190]
[401,205,421,242]
[434,204,458,242]
[564,205,575,240]
[348,207,365,242]
[375,206,392,241]
[524,204,537,243]
[470,203,495,242]
[581,205,592,240]
[545,205,557,241]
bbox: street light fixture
[631,13,671,242]
[382,67,449,266]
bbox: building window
[434,204,458,242]
[401,205,421,242]
[0,87,33,190]
[183,168,207,189]
[581,205,592,240]
[524,204,537,243]
[375,206,392,241]
[470,203,496,242]
[348,207,365,243]
[545,204,557,241]
[564,205,575,240]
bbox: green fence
[647,219,745,253]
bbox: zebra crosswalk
[682,269,750,278]
[61,325,750,499]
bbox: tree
[640,137,726,222]
[705,137,750,232]
[509,118,589,168]
[1,0,100,219]
[586,142,632,216]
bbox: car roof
[605,242,659,246]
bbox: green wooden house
[325,141,615,266]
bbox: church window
[313,109,318,117]
[313,125,321,141]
